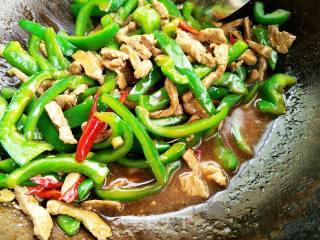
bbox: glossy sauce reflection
[100,103,272,217]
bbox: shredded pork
[45,101,77,144]
[197,28,228,44]
[7,68,28,82]
[176,29,216,67]
[258,56,268,81]
[152,0,169,21]
[243,17,252,40]
[149,79,183,118]
[268,25,296,54]
[247,40,272,59]
[72,50,104,85]
[15,186,53,240]
[0,189,15,203]
[81,200,123,212]
[201,163,228,187]
[47,200,112,240]
[61,173,82,195]
[239,49,257,66]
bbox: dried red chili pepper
[178,21,200,35]
[75,92,106,162]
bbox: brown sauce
[99,103,272,217]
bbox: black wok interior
[0,0,320,239]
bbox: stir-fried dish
[0,0,296,239]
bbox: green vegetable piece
[0,156,109,189]
[0,159,19,173]
[182,1,202,31]
[214,72,247,95]
[230,123,253,155]
[208,86,229,100]
[151,115,188,127]
[117,142,186,168]
[253,25,278,70]
[77,178,94,201]
[0,72,54,166]
[256,74,297,115]
[0,96,8,120]
[19,20,77,56]
[156,0,182,17]
[100,94,168,185]
[44,28,69,70]
[127,67,162,102]
[64,99,94,128]
[3,41,39,75]
[154,31,216,115]
[243,82,262,104]
[218,94,243,110]
[117,0,139,23]
[0,87,16,100]
[136,105,229,138]
[28,35,55,71]
[228,40,249,64]
[253,1,291,26]
[162,19,180,38]
[213,134,239,172]
[57,215,81,236]
[155,55,188,85]
[96,161,180,201]
[133,6,161,34]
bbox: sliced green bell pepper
[0,71,54,165]
[253,1,291,26]
[214,72,248,95]
[133,6,161,34]
[2,41,39,75]
[57,215,80,236]
[256,74,297,115]
[96,161,180,201]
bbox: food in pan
[0,0,296,239]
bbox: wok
[0,0,319,239]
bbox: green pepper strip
[151,115,188,127]
[256,74,297,115]
[182,1,203,31]
[127,67,162,102]
[0,87,17,100]
[24,75,96,140]
[213,133,239,172]
[155,55,189,85]
[162,19,180,38]
[243,82,262,104]
[118,142,186,169]
[0,95,7,120]
[57,215,80,236]
[2,41,39,75]
[228,40,249,64]
[92,112,125,150]
[96,161,180,201]
[64,99,94,128]
[18,20,77,57]
[71,0,126,17]
[253,1,291,26]
[44,28,69,70]
[0,159,19,173]
[0,71,54,165]
[218,94,243,110]
[28,35,55,71]
[154,31,216,115]
[214,72,248,95]
[78,71,117,103]
[133,6,161,34]
[138,65,213,111]
[91,115,131,160]
[0,156,108,189]
[156,0,182,17]
[136,105,229,138]
[100,94,168,185]
[208,86,229,100]
[77,178,94,201]
[230,123,253,156]
[60,20,119,51]
[253,26,278,70]
[117,0,139,24]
